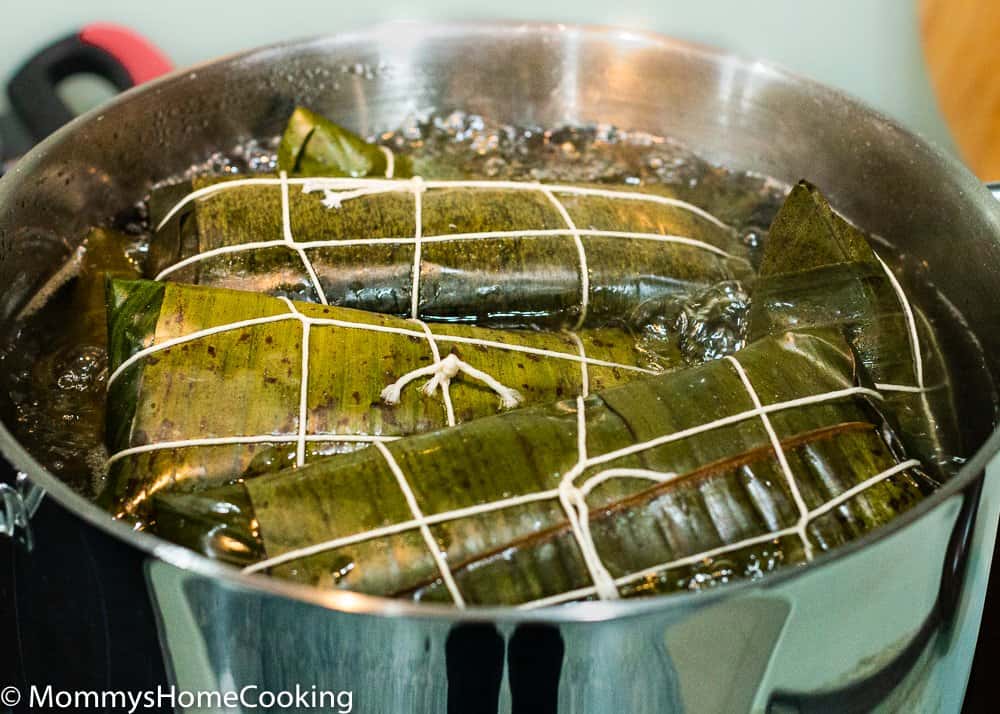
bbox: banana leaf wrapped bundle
[153,330,934,606]
[102,278,671,520]
[146,109,751,329]
[748,181,959,473]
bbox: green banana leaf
[153,329,934,605]
[277,106,413,178]
[147,109,752,328]
[748,181,959,473]
[103,278,674,521]
[14,228,140,492]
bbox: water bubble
[632,282,750,367]
[740,225,765,250]
[675,281,750,364]
[56,346,106,391]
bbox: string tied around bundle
[381,353,523,410]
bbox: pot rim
[2,18,998,624]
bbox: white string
[380,353,523,411]
[555,397,621,600]
[107,306,882,471]
[304,178,733,228]
[280,171,328,305]
[153,177,930,394]
[141,175,931,602]
[373,441,466,607]
[578,467,679,497]
[107,312,300,386]
[808,459,920,521]
[379,145,395,179]
[304,184,402,210]
[542,188,590,330]
[155,176,730,233]
[411,319,456,426]
[106,294,652,465]
[107,305,656,393]
[517,527,800,610]
[518,458,922,609]
[244,487,561,574]
[106,433,398,466]
[874,383,932,394]
[565,331,590,397]
[725,355,813,560]
[240,384,912,582]
[874,252,924,389]
[152,175,740,323]
[583,385,883,470]
[410,177,424,319]
[153,229,741,282]
[278,297,312,467]
[561,465,678,596]
[431,334,655,375]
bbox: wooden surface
[922,0,1000,179]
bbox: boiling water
[0,110,980,541]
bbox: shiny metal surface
[2,21,1000,712]
[0,473,42,548]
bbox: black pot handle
[6,23,172,143]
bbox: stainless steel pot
[2,21,1000,714]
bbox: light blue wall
[0,0,955,151]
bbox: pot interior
[1,22,998,607]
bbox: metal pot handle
[0,469,44,549]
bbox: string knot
[380,353,522,410]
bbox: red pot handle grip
[77,23,172,85]
[6,23,172,143]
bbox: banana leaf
[103,278,672,521]
[42,229,141,371]
[14,228,140,491]
[147,114,751,328]
[277,106,413,178]
[748,181,959,473]
[153,330,934,605]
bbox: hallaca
[152,329,934,605]
[145,109,751,329]
[102,279,672,519]
[748,181,959,473]
[104,108,950,606]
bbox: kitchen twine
[159,170,739,402]
[108,169,935,606]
